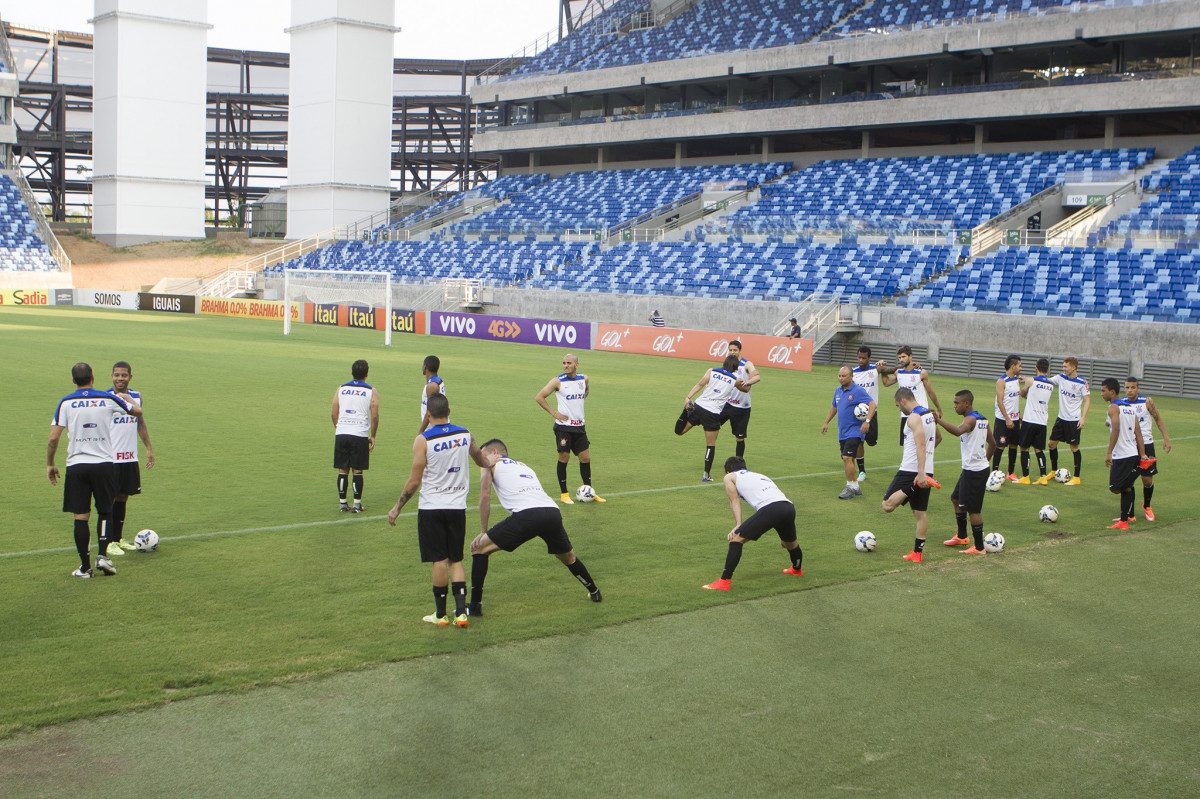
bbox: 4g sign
[595,323,812,371]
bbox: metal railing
[970,183,1063,257]
[773,294,860,353]
[1044,180,1137,245]
[3,168,71,273]
[196,228,341,296]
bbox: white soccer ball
[853,403,870,421]
[983,532,1005,553]
[854,530,876,552]
[985,470,1006,492]
[1054,468,1072,483]
[134,529,159,552]
[1039,505,1059,523]
[575,485,596,503]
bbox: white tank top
[852,364,879,403]
[420,376,445,423]
[733,470,790,510]
[727,359,752,409]
[896,369,927,416]
[1127,395,1154,445]
[554,374,587,427]
[335,381,374,437]
[1052,374,1089,421]
[900,405,937,474]
[1111,400,1140,459]
[961,411,990,472]
[109,388,141,464]
[419,423,472,509]
[994,375,1021,421]
[490,457,557,512]
[1022,376,1055,426]
[696,368,738,414]
[51,388,129,466]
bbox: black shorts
[1142,443,1158,476]
[417,508,466,563]
[553,425,590,455]
[486,506,573,554]
[994,417,1021,448]
[333,434,370,470]
[115,462,142,496]
[1109,456,1141,493]
[1050,418,1082,446]
[736,500,797,543]
[723,405,751,438]
[62,462,118,515]
[838,437,863,459]
[1019,422,1047,451]
[688,404,725,432]
[951,467,989,514]
[884,470,931,512]
[864,413,878,447]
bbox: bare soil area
[60,232,282,291]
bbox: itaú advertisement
[199,296,300,321]
[595,324,812,371]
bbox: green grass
[2,305,1199,796]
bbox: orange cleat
[702,578,732,591]
[781,567,803,577]
[943,536,970,547]
[901,551,923,563]
[1108,520,1129,530]
[1143,507,1156,522]
[961,547,986,555]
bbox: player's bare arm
[478,461,496,534]
[1147,398,1171,452]
[114,393,143,417]
[860,400,878,436]
[535,378,567,422]
[388,436,427,525]
[685,370,712,405]
[137,416,155,469]
[331,393,340,428]
[911,415,929,487]
[820,403,837,435]
[995,378,1010,427]
[46,425,64,485]
[986,427,997,460]
[937,414,977,438]
[1105,405,1119,466]
[877,361,897,386]
[737,360,761,392]
[1078,394,1090,428]
[922,372,943,418]
[723,472,744,538]
[368,389,380,450]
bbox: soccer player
[675,353,740,482]
[879,345,941,445]
[938,390,995,554]
[1048,357,1090,485]
[850,345,882,480]
[467,439,602,616]
[1124,377,1171,522]
[46,362,142,578]
[701,456,803,591]
[387,393,488,627]
[882,387,940,564]
[1018,358,1055,485]
[820,365,875,499]
[107,361,155,553]
[418,355,445,434]
[332,359,379,513]
[535,353,604,504]
[991,355,1023,481]
[1101,378,1155,530]
[722,339,760,460]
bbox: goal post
[282,268,393,346]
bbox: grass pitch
[2,305,1198,796]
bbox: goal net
[282,268,393,346]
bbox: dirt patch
[60,232,283,291]
[1040,531,1075,540]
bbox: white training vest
[419,423,472,509]
[1052,374,1090,422]
[554,373,587,427]
[896,369,927,416]
[727,358,752,409]
[696,368,738,414]
[900,405,937,474]
[962,411,990,472]
[51,388,129,466]
[490,457,557,513]
[109,388,141,464]
[335,380,374,437]
[852,364,880,403]
[734,470,790,510]
[1022,376,1055,426]
[994,375,1022,421]
[1127,395,1154,445]
[1111,400,1140,459]
[420,376,445,423]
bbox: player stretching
[1018,358,1054,485]
[1101,378,1155,530]
[883,387,940,563]
[332,359,379,513]
[701,457,803,591]
[467,439,602,617]
[851,345,882,480]
[880,345,941,445]
[1048,357,1090,485]
[938,390,995,553]
[991,355,1023,482]
[388,394,488,627]
[418,355,445,434]
[107,361,154,554]
[1124,377,1171,522]
[676,353,740,482]
[722,340,760,460]
[535,353,604,504]
[820,365,875,499]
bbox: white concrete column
[91,0,210,246]
[285,0,399,239]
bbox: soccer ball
[985,470,1006,492]
[854,531,876,552]
[134,529,159,552]
[853,403,870,421]
[983,532,1005,553]
[1039,505,1059,523]
[575,485,596,503]
[1054,468,1072,483]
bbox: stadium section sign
[199,296,294,320]
[140,293,198,314]
[595,324,812,371]
[431,311,591,348]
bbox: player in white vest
[937,390,996,554]
[418,355,445,434]
[332,359,379,513]
[991,355,1023,481]
[536,353,604,504]
[722,340,761,461]
[47,362,142,578]
[700,457,804,591]
[107,361,155,554]
[850,345,882,481]
[466,439,602,617]
[1018,357,1055,485]
[1124,377,1171,522]
[1048,357,1090,485]
[1101,378,1155,530]
[883,387,941,564]
[388,393,488,627]
[879,345,942,446]
[676,353,741,482]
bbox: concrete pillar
[91,0,210,246]
[285,0,399,239]
[1105,116,1116,148]
[861,130,871,158]
[975,124,986,154]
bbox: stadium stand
[831,0,1078,35]
[389,174,550,231]
[0,175,60,272]
[1096,146,1200,244]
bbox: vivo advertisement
[430,311,591,349]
